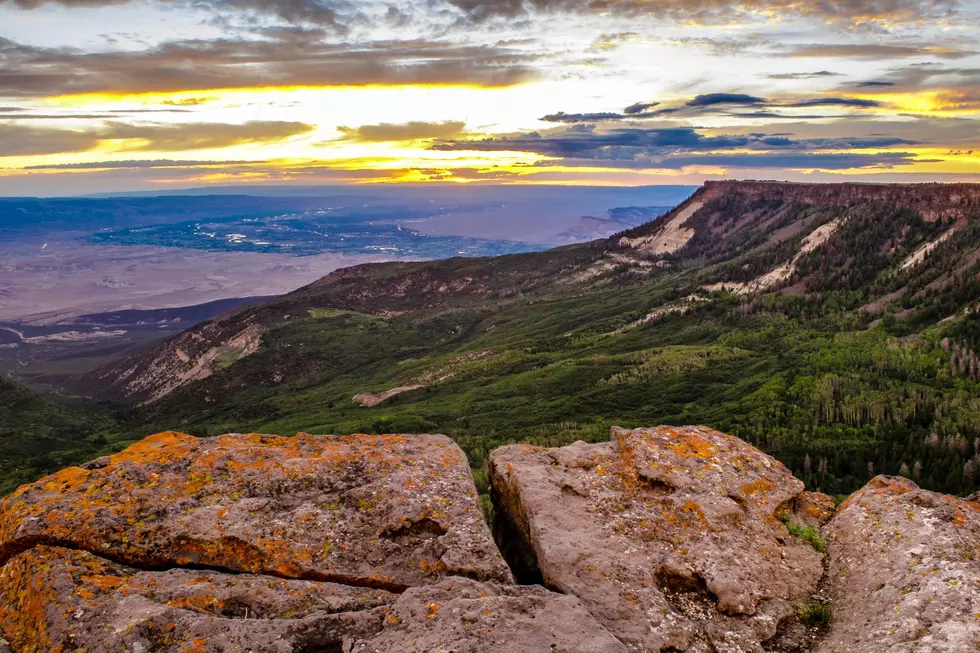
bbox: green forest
[5,183,980,502]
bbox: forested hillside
[0,377,113,495]
[10,181,980,499]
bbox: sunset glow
[2,0,979,194]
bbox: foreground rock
[489,426,830,652]
[818,476,980,653]
[0,546,623,653]
[0,432,626,652]
[0,431,511,589]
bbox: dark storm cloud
[0,32,539,98]
[336,120,468,142]
[854,81,897,88]
[442,0,960,29]
[0,120,313,156]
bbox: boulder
[817,476,980,653]
[0,431,512,589]
[0,545,394,652]
[0,432,632,652]
[0,546,623,653]
[489,426,828,652]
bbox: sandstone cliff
[2,427,978,652]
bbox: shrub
[794,600,832,626]
[780,515,827,552]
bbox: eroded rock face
[0,431,511,590]
[489,426,829,652]
[817,476,980,653]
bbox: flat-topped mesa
[700,180,980,222]
[0,431,512,589]
[489,426,832,652]
[817,475,980,653]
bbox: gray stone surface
[489,426,828,652]
[817,476,980,653]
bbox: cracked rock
[489,426,827,652]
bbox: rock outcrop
[0,431,511,590]
[817,476,980,653]
[0,546,622,653]
[489,426,830,652]
[0,431,622,652]
[4,426,980,653]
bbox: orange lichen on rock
[488,425,824,652]
[819,476,980,652]
[0,432,512,590]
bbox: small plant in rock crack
[779,515,826,553]
[794,601,832,627]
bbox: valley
[5,180,978,502]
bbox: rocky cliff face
[2,427,978,652]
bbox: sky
[0,0,979,194]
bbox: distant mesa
[1,426,977,652]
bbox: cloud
[0,33,539,98]
[787,44,974,59]
[768,71,841,80]
[25,159,260,169]
[619,152,922,170]
[538,91,888,124]
[433,126,752,158]
[686,93,765,107]
[588,32,638,53]
[432,124,922,168]
[0,120,314,156]
[539,111,630,123]
[624,101,659,114]
[1,0,352,30]
[854,80,897,88]
[787,97,882,107]
[100,120,315,151]
[0,123,100,155]
[442,0,961,30]
[336,121,467,142]
[5,0,964,31]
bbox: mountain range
[4,180,980,501]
